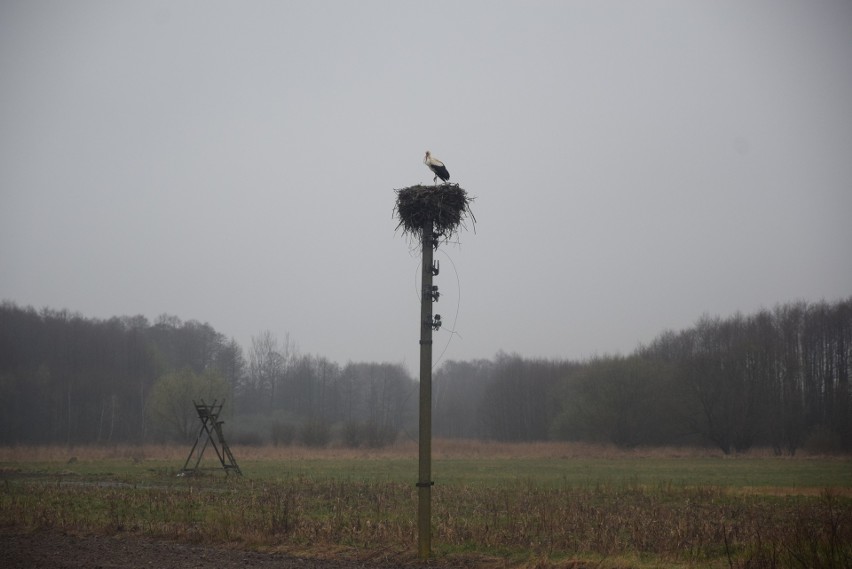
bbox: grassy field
[1,441,851,568]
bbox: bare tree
[247,331,293,411]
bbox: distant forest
[0,298,849,454]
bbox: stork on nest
[394,183,476,243]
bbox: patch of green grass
[243,455,852,491]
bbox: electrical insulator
[431,260,440,276]
[430,285,440,302]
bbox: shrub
[803,425,844,455]
[232,430,264,446]
[342,422,365,448]
[299,421,330,448]
[341,421,397,448]
[270,422,296,446]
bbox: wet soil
[0,528,420,569]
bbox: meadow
[1,441,851,568]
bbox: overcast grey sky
[2,1,851,370]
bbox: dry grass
[2,441,851,568]
[1,475,849,568]
[431,440,730,460]
[0,444,184,462]
[0,440,721,463]
[0,439,844,463]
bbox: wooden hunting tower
[180,399,241,476]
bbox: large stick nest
[393,184,476,241]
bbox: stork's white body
[424,151,450,184]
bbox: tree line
[0,298,849,452]
[0,302,415,446]
[0,305,238,444]
[432,298,851,454]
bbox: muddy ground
[0,528,437,569]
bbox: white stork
[424,151,450,184]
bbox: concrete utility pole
[393,181,473,561]
[417,215,435,560]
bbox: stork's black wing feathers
[430,163,450,182]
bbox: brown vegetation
[1,439,847,464]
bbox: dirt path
[0,529,423,569]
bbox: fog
[2,1,851,368]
